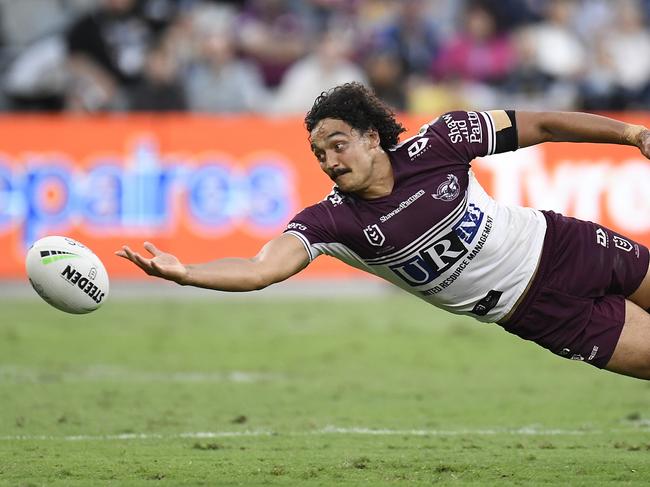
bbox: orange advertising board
[0,114,649,280]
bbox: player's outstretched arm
[115,234,310,292]
[515,111,650,158]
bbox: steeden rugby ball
[25,236,109,314]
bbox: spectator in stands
[303,0,361,34]
[269,25,366,114]
[3,0,650,114]
[368,0,439,80]
[426,1,515,110]
[581,0,650,110]
[363,50,407,111]
[476,0,538,31]
[0,0,80,50]
[572,0,612,41]
[2,36,68,111]
[0,0,93,111]
[128,38,187,112]
[424,0,465,38]
[509,0,586,109]
[64,0,175,112]
[236,0,310,88]
[431,1,515,86]
[183,4,268,113]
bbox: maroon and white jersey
[285,110,547,322]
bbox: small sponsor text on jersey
[286,222,307,231]
[380,190,425,223]
[441,112,483,145]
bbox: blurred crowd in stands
[1,0,650,115]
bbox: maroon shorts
[501,211,649,368]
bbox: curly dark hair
[304,82,406,150]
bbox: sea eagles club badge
[432,174,460,201]
[363,224,385,246]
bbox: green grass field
[2,293,650,485]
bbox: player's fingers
[122,246,150,269]
[115,249,127,258]
[143,241,161,257]
[121,245,137,261]
[134,255,158,275]
[132,252,152,268]
[120,245,161,276]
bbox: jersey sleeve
[428,110,518,162]
[283,203,336,263]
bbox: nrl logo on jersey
[613,235,633,252]
[432,174,460,201]
[363,224,385,246]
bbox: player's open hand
[115,242,188,284]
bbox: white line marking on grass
[319,426,596,436]
[319,426,597,436]
[0,425,614,442]
[0,431,274,441]
[0,365,282,384]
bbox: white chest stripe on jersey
[365,191,468,266]
[312,242,375,274]
[286,231,379,273]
